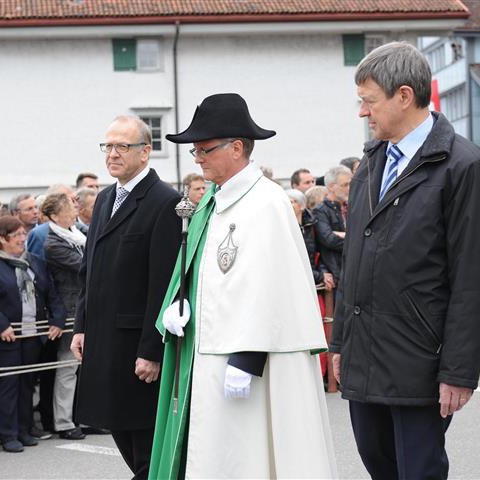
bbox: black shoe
[58,427,86,440]
[2,439,24,453]
[30,426,53,440]
[18,434,38,447]
[81,426,110,435]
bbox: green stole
[149,185,216,480]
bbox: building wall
[0,24,445,202]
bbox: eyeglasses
[99,143,146,154]
[189,141,232,158]
[7,231,27,239]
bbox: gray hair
[75,187,97,207]
[285,189,307,210]
[9,193,32,214]
[355,41,431,108]
[225,137,254,159]
[324,166,351,187]
[46,184,74,196]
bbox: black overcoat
[74,168,181,430]
[330,113,480,406]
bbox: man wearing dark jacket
[71,116,181,479]
[331,42,480,480]
[313,165,351,286]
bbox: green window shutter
[343,34,365,66]
[113,39,137,71]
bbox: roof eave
[0,11,470,28]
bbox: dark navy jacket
[0,252,66,347]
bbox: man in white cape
[149,93,337,479]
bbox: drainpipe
[173,21,181,191]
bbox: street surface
[1,392,479,479]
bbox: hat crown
[166,93,276,144]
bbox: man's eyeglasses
[99,143,146,154]
[189,141,232,158]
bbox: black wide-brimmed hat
[166,93,276,144]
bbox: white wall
[0,24,450,202]
[1,37,175,199]
[173,33,364,182]
[434,57,467,93]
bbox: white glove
[162,300,191,337]
[224,365,252,399]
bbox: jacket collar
[214,162,263,213]
[364,112,454,161]
[98,168,159,239]
[362,112,454,220]
[302,208,317,227]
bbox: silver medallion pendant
[217,223,238,274]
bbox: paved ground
[1,392,479,479]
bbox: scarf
[0,249,36,308]
[49,221,86,249]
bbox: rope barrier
[0,360,80,377]
[14,329,74,339]
[0,318,80,377]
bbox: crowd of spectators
[0,173,100,452]
[0,159,356,452]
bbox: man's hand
[332,353,341,384]
[135,358,160,383]
[439,382,473,418]
[48,326,63,341]
[0,326,15,342]
[162,300,191,337]
[224,365,252,399]
[70,333,85,361]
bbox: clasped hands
[162,300,252,399]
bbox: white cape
[185,164,337,478]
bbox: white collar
[116,166,149,193]
[215,162,263,213]
[391,113,434,161]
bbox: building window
[140,115,163,152]
[365,35,386,53]
[113,39,136,71]
[426,44,446,73]
[441,85,467,122]
[343,34,365,66]
[113,39,163,72]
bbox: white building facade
[0,16,466,201]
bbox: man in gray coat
[331,42,480,479]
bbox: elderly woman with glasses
[0,215,65,453]
[42,193,87,441]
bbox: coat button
[364,228,372,237]
[354,306,361,315]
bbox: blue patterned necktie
[111,186,129,217]
[379,144,402,201]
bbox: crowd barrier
[1,303,338,388]
[0,318,80,377]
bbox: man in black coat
[331,42,480,480]
[71,116,181,479]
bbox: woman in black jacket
[42,193,86,441]
[285,189,334,289]
[0,215,65,453]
